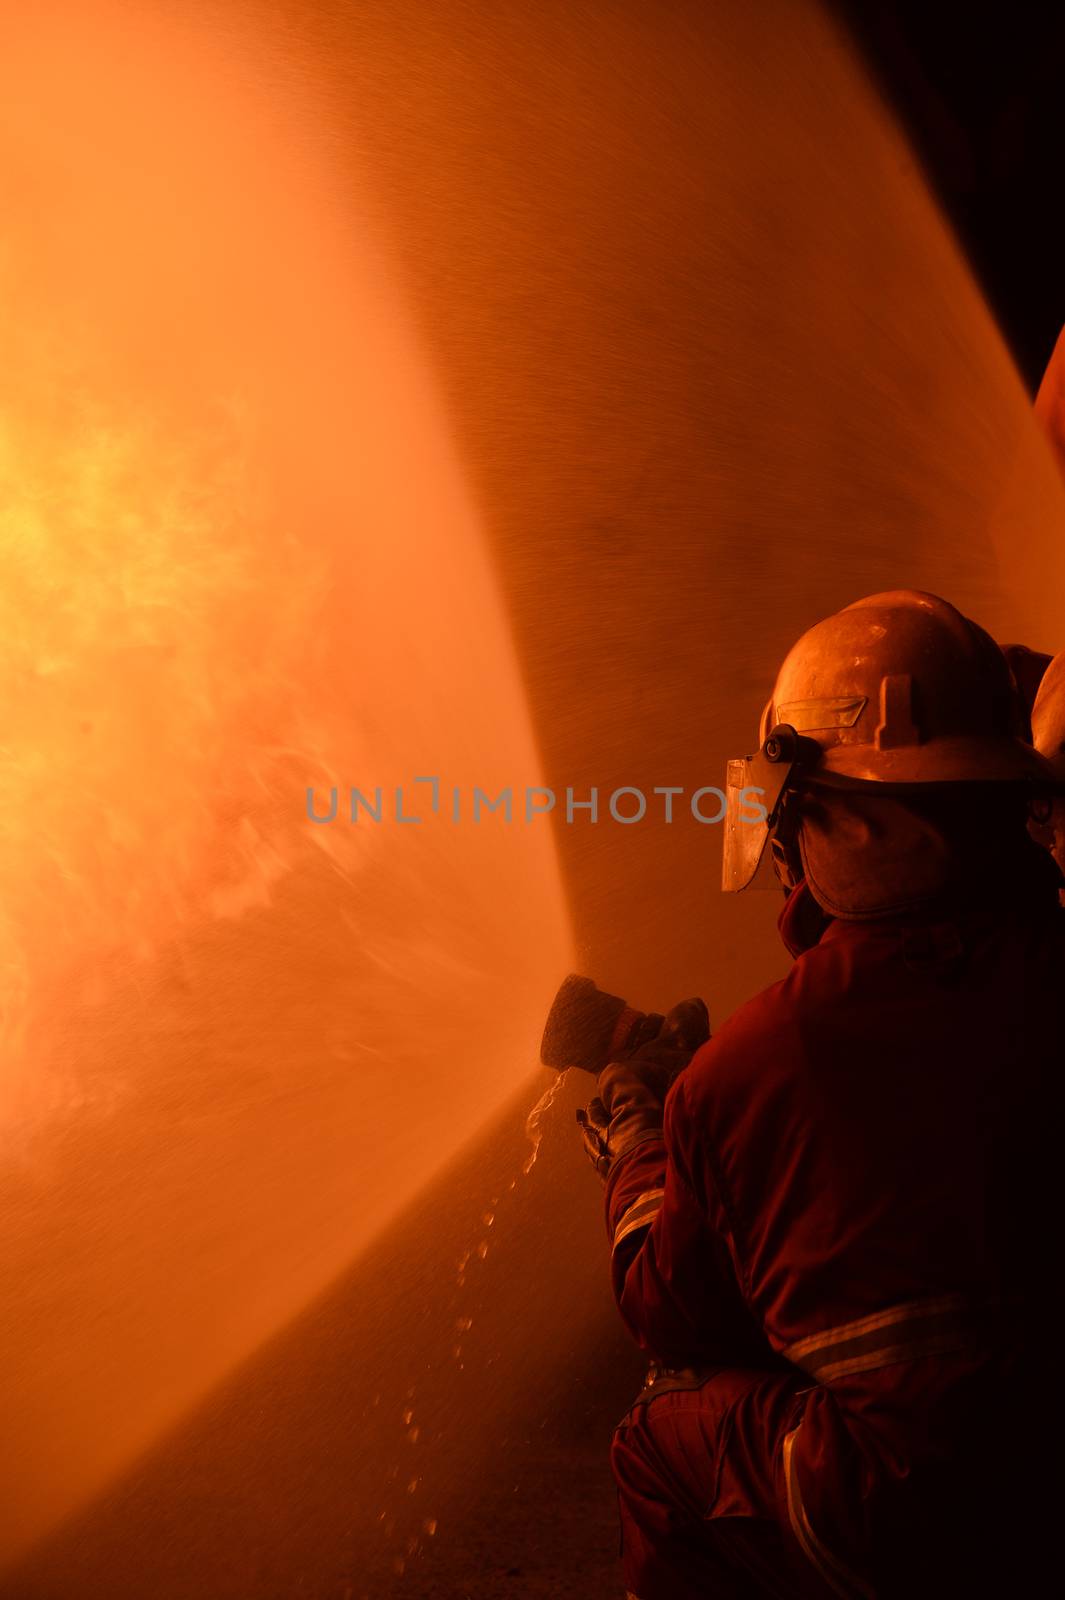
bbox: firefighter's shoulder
[680,930,871,1120]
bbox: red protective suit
[606,852,1063,1599]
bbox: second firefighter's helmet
[1031,649,1065,784]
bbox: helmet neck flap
[793,780,1057,920]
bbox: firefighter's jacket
[605,861,1064,1596]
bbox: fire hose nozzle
[540,973,709,1074]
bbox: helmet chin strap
[769,802,804,895]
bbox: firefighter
[583,590,1064,1599]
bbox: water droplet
[424,1518,438,1537]
[477,1240,489,1260]
[407,1425,420,1443]
[402,1408,414,1425]
[407,1478,419,1494]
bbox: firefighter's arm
[601,1070,772,1367]
[575,997,710,1180]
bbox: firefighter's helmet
[723,590,1056,899]
[1031,649,1065,783]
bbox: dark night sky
[835,0,1065,391]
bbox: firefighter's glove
[577,997,709,1181]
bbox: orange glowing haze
[2,0,1065,1581]
[0,0,569,1563]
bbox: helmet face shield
[722,757,775,891]
[721,727,809,892]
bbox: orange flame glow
[0,0,569,1563]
